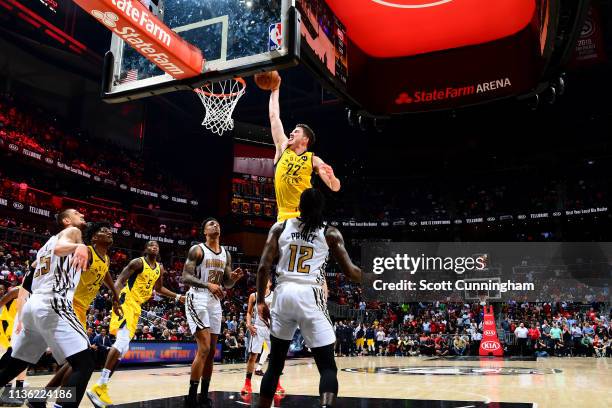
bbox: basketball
[254,71,281,91]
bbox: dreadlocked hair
[298,188,325,237]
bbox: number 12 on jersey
[288,244,313,273]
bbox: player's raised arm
[223,250,244,289]
[325,226,361,283]
[155,264,185,303]
[114,257,143,293]
[313,156,341,192]
[269,81,288,163]
[55,226,89,270]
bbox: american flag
[120,69,138,84]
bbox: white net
[194,77,246,136]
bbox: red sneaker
[241,381,252,395]
[275,382,285,395]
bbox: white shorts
[271,283,335,348]
[248,325,270,354]
[185,290,222,335]
[11,294,89,365]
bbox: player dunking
[268,72,341,221]
[241,277,279,395]
[87,241,185,408]
[256,189,362,408]
[38,223,123,405]
[182,218,244,408]
[0,209,92,408]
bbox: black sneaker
[0,387,25,407]
[198,396,213,408]
[184,395,198,408]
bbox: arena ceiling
[325,0,537,58]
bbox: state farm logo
[481,341,501,351]
[484,330,496,336]
[372,0,453,9]
[91,10,119,28]
[395,78,512,105]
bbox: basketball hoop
[194,77,246,136]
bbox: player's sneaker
[198,395,213,407]
[0,387,24,407]
[275,382,285,395]
[86,383,113,408]
[184,395,198,408]
[254,369,264,376]
[241,381,252,395]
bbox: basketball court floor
[21,356,611,407]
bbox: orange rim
[194,77,246,98]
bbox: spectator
[514,323,529,356]
[453,336,467,356]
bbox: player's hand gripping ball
[254,71,281,91]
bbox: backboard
[103,0,298,102]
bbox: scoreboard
[297,0,348,89]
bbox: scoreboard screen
[297,0,348,85]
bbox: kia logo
[13,202,24,210]
[122,230,131,236]
[484,330,496,336]
[481,341,500,351]
[91,10,119,28]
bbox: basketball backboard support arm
[100,2,301,103]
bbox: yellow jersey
[274,148,313,221]
[121,257,161,305]
[73,246,110,314]
[0,290,18,348]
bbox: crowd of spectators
[0,93,194,200]
[0,175,200,240]
[328,156,610,225]
[331,301,611,358]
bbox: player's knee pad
[113,328,131,357]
